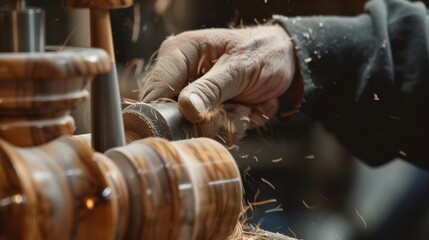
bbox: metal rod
[0,3,44,53]
[89,9,125,152]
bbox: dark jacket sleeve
[274,0,429,169]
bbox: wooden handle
[63,0,133,9]
[89,9,115,60]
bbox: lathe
[0,1,293,239]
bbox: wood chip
[373,93,380,101]
[261,178,275,190]
[302,200,318,210]
[355,208,367,230]
[249,198,277,206]
[265,206,284,213]
[287,226,298,239]
[253,156,259,162]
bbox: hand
[139,25,301,143]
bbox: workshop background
[5,0,429,239]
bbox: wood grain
[0,46,110,80]
[0,46,110,146]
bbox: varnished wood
[0,135,243,239]
[0,46,111,147]
[172,138,242,239]
[106,141,174,240]
[0,116,75,147]
[0,46,110,80]
[106,137,242,239]
[0,137,130,240]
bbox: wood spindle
[107,137,243,239]
[0,136,129,239]
[0,47,110,146]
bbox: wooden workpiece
[0,136,129,240]
[0,136,243,239]
[0,46,110,146]
[0,46,110,80]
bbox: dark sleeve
[273,0,429,169]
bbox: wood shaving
[249,198,277,206]
[261,178,275,190]
[355,208,367,230]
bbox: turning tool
[63,0,133,151]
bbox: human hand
[139,25,302,143]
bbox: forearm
[274,0,429,168]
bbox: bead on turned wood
[106,137,243,240]
[0,46,111,147]
[0,136,129,240]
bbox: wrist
[269,23,304,118]
[277,59,304,118]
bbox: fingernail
[189,93,206,113]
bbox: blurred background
[3,0,429,239]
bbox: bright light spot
[86,198,95,209]
[13,194,23,204]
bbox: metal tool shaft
[0,0,44,53]
[90,9,125,151]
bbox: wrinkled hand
[139,25,299,143]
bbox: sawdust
[228,205,297,240]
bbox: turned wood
[106,137,242,240]
[0,46,111,146]
[172,138,243,239]
[0,137,129,240]
[106,141,173,240]
[1,135,243,239]
[0,46,110,80]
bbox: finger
[248,98,279,128]
[178,55,248,122]
[140,41,199,102]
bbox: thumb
[178,56,247,122]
